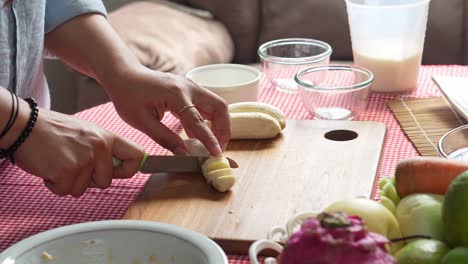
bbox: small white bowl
[0,220,228,264]
[186,64,261,104]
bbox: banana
[230,112,281,139]
[204,168,233,183]
[184,140,236,192]
[201,157,230,175]
[202,158,235,192]
[229,102,286,129]
[212,175,236,192]
[184,136,237,192]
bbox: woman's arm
[45,14,137,84]
[44,14,230,156]
[0,86,144,197]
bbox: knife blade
[112,155,238,173]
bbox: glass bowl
[294,65,374,120]
[438,124,468,161]
[258,38,332,93]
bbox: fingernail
[214,145,223,157]
[174,146,188,155]
[221,142,228,152]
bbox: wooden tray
[124,120,387,254]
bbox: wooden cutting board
[124,120,387,254]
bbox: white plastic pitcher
[345,0,431,93]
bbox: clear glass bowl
[294,65,374,120]
[438,124,468,161]
[258,38,332,93]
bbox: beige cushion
[186,0,260,63]
[108,1,234,74]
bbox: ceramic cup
[186,64,262,104]
[249,211,318,264]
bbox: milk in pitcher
[353,41,423,93]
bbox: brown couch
[188,0,467,65]
[45,0,468,114]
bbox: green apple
[324,197,403,252]
[395,239,450,264]
[442,247,468,264]
[396,193,444,241]
[443,171,468,247]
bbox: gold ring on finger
[178,104,196,116]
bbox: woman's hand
[104,67,230,157]
[13,106,145,197]
[44,14,230,156]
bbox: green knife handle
[112,153,148,171]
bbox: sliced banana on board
[202,157,235,192]
[212,175,236,192]
[205,168,233,183]
[185,139,236,192]
[201,157,230,175]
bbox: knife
[113,155,238,173]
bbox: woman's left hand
[103,66,230,157]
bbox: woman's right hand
[13,106,145,197]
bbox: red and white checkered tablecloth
[1,65,467,261]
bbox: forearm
[43,12,228,155]
[44,14,142,90]
[0,88,32,149]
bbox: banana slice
[201,157,235,192]
[212,175,236,192]
[230,112,281,139]
[204,168,233,183]
[229,102,286,129]
[201,157,230,176]
[184,138,236,192]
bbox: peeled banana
[201,157,230,175]
[202,157,235,192]
[230,112,281,139]
[185,139,236,192]
[229,102,286,129]
[228,102,286,140]
[205,168,233,183]
[212,176,236,193]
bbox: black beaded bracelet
[0,98,38,164]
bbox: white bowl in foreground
[186,64,262,104]
[0,220,228,264]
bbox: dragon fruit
[279,212,396,264]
